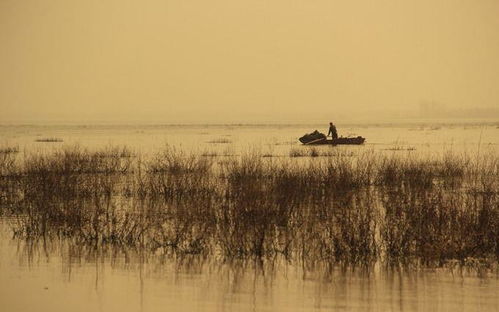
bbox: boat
[304,137,365,145]
[299,130,365,145]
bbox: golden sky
[1,0,498,123]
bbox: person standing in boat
[328,122,338,139]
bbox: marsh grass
[0,145,19,154]
[1,145,498,269]
[0,145,20,176]
[289,148,307,157]
[290,147,355,158]
[384,146,417,151]
[201,151,218,157]
[289,147,323,157]
[381,188,498,264]
[201,148,235,157]
[207,138,231,144]
[34,137,63,142]
[309,147,320,157]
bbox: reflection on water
[0,221,498,312]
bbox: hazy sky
[1,0,498,124]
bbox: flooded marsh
[0,124,498,311]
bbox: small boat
[299,130,365,145]
[304,137,365,145]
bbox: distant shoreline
[1,119,498,128]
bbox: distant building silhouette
[419,100,499,119]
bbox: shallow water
[1,220,498,312]
[1,122,498,311]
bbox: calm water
[1,122,498,155]
[1,220,498,312]
[1,122,499,311]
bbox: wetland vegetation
[0,144,497,271]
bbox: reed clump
[289,147,321,157]
[381,188,498,263]
[0,145,19,154]
[289,148,307,157]
[148,146,212,174]
[0,150,18,177]
[1,145,498,269]
[207,138,231,144]
[289,147,355,158]
[34,137,63,142]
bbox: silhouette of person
[328,122,338,139]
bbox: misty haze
[1,1,498,312]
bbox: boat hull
[303,136,365,145]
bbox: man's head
[329,122,333,126]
